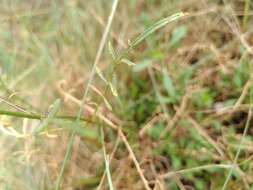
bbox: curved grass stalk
[160,164,233,179]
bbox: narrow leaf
[122,58,136,66]
[103,97,112,111]
[109,83,118,97]
[105,155,114,190]
[108,41,117,60]
[129,12,184,48]
[133,60,152,72]
[163,69,176,98]
[169,25,187,47]
[96,66,108,84]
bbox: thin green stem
[100,127,114,190]
[161,164,233,179]
[0,109,91,123]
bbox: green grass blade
[0,109,93,123]
[108,41,117,60]
[129,12,184,48]
[121,58,136,66]
[105,155,114,190]
[162,68,176,100]
[101,127,114,190]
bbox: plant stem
[0,109,91,123]
[243,0,251,30]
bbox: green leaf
[73,176,101,190]
[96,66,108,84]
[179,65,193,88]
[121,58,136,66]
[109,83,118,97]
[104,155,114,190]
[169,25,187,47]
[133,60,152,72]
[193,89,215,108]
[148,123,164,140]
[108,41,117,60]
[162,69,176,99]
[103,96,112,111]
[129,12,185,48]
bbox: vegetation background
[0,0,253,189]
